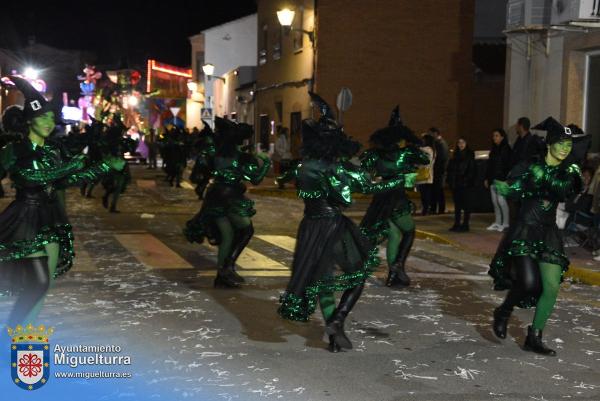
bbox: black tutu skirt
[360,187,413,244]
[184,182,255,245]
[488,200,568,308]
[278,200,379,321]
[0,188,74,293]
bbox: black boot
[327,335,341,353]
[226,224,255,283]
[213,265,241,288]
[523,326,556,356]
[492,306,512,339]
[325,284,364,350]
[386,230,414,287]
[457,224,470,232]
[102,193,109,209]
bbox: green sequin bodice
[295,159,404,206]
[212,151,270,186]
[0,140,110,191]
[360,146,429,179]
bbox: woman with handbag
[416,134,436,215]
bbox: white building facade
[187,14,257,129]
[505,0,600,150]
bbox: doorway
[259,114,270,152]
[585,52,600,152]
[290,111,302,159]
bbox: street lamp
[186,80,198,92]
[276,8,295,26]
[276,8,315,45]
[202,63,226,83]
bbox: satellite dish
[336,87,353,125]
[336,87,353,112]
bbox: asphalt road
[0,165,599,401]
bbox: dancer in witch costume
[190,121,215,200]
[359,107,429,287]
[489,117,582,356]
[0,76,125,326]
[278,93,406,352]
[101,117,134,213]
[184,117,270,288]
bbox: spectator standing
[430,127,449,214]
[416,134,436,215]
[508,117,545,225]
[485,129,512,231]
[447,138,476,232]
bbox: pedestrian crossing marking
[136,179,157,189]
[408,272,489,281]
[255,235,296,253]
[197,270,291,278]
[115,233,193,269]
[203,244,289,270]
[180,181,195,190]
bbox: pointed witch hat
[533,117,572,144]
[7,75,52,121]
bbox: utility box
[551,0,600,25]
[506,0,553,29]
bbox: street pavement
[0,164,599,401]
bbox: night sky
[0,1,257,68]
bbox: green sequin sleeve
[328,164,405,204]
[548,163,582,200]
[360,149,379,173]
[503,167,533,199]
[64,162,112,186]
[396,146,430,173]
[241,155,271,185]
[17,158,84,185]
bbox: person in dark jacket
[511,117,544,169]
[430,127,448,214]
[447,138,476,232]
[485,129,512,231]
[509,117,545,226]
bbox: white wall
[505,32,564,140]
[203,14,257,118]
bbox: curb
[415,229,600,287]
[248,186,600,287]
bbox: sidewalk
[249,182,600,286]
[413,213,600,286]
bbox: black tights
[7,257,50,327]
[500,256,542,311]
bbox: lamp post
[276,8,315,46]
[202,63,226,83]
[277,7,317,103]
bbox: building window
[259,24,268,65]
[293,6,304,52]
[273,27,282,60]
